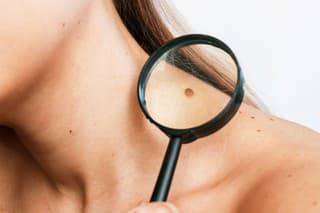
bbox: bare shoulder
[172,103,320,212]
[239,153,320,213]
[238,104,320,213]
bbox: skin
[0,0,320,212]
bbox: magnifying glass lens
[145,44,238,129]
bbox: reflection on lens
[144,44,238,129]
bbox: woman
[0,0,319,212]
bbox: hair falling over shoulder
[112,0,269,112]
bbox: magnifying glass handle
[150,136,182,202]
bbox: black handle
[150,136,182,201]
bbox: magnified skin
[0,1,320,212]
[145,59,230,129]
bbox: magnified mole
[184,88,194,97]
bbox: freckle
[250,116,255,119]
[312,201,318,206]
[269,118,274,121]
[256,129,262,133]
[287,174,293,178]
[239,111,243,114]
[62,23,66,28]
[78,21,81,24]
[184,88,194,97]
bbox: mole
[269,118,275,121]
[250,116,255,119]
[287,174,293,178]
[62,23,66,28]
[312,201,318,206]
[256,129,262,133]
[69,130,73,134]
[184,88,194,97]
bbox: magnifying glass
[137,34,245,202]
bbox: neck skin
[0,1,268,211]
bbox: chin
[0,76,18,104]
[0,84,14,124]
[0,74,16,102]
[0,71,37,124]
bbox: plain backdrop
[171,0,320,132]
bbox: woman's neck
[1,0,155,207]
[0,1,265,211]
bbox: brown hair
[112,0,268,111]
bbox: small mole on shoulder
[184,88,194,97]
[69,129,73,134]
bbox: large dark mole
[184,88,194,97]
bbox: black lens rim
[137,34,245,143]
